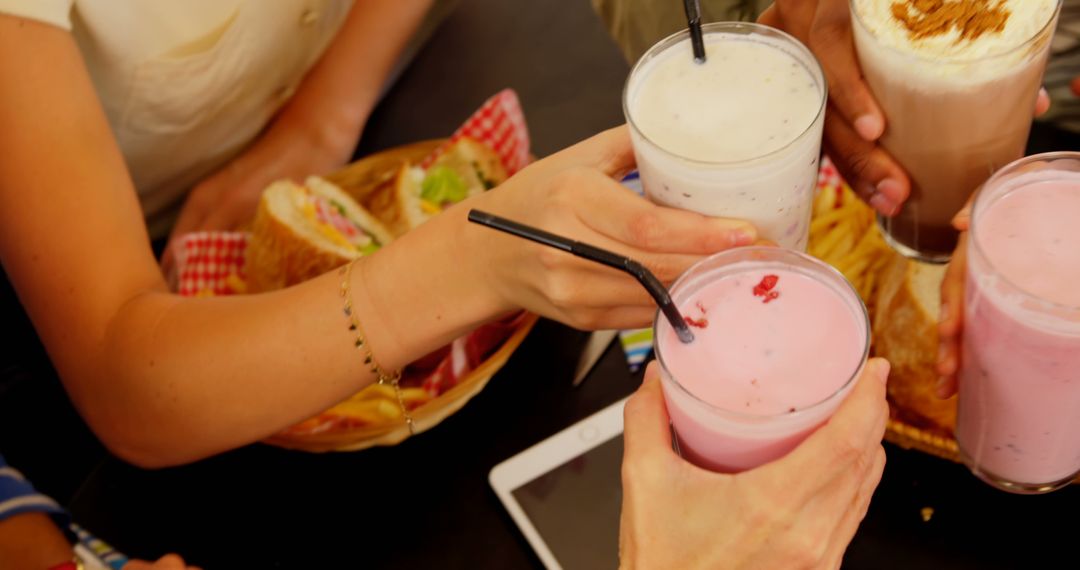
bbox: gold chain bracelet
[339,259,413,434]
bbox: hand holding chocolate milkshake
[850,0,1061,262]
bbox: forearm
[0,513,73,570]
[1,14,497,467]
[273,0,437,160]
[88,206,500,466]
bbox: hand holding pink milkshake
[655,247,870,472]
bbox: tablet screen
[510,434,623,569]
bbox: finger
[198,194,257,232]
[623,362,679,465]
[810,0,885,141]
[152,554,188,570]
[823,103,909,215]
[544,124,637,179]
[169,189,213,245]
[951,199,972,231]
[530,264,657,325]
[936,233,967,399]
[574,171,758,253]
[768,358,890,488]
[536,224,709,286]
[1035,87,1051,117]
[770,0,818,38]
[757,4,780,27]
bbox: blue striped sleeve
[0,453,65,522]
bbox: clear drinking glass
[654,247,869,473]
[957,152,1080,494]
[624,22,827,251]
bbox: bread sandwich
[246,177,393,293]
[364,137,508,237]
[873,256,956,434]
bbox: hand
[462,125,758,331]
[122,554,201,570]
[934,198,972,399]
[162,109,360,274]
[619,358,890,569]
[759,0,909,217]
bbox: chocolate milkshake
[850,0,1060,262]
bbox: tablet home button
[579,425,599,441]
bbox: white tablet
[489,397,628,570]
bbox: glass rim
[969,151,1080,313]
[622,22,828,167]
[849,0,1062,65]
[653,246,871,421]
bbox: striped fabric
[0,454,64,522]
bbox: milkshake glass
[957,152,1080,494]
[850,0,1060,262]
[624,23,827,251]
[654,247,869,473]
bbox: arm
[0,455,72,569]
[0,512,73,569]
[0,15,486,468]
[166,0,435,241]
[0,17,754,468]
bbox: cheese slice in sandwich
[246,176,394,293]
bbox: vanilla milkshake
[851,0,1060,262]
[958,153,1080,494]
[624,23,827,251]
[655,248,869,473]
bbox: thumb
[544,124,636,179]
[810,0,886,141]
[622,361,677,464]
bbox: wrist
[272,99,366,167]
[449,202,517,317]
[355,209,508,371]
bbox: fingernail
[854,114,884,140]
[734,226,757,246]
[876,179,904,199]
[868,192,896,216]
[936,342,948,366]
[872,359,890,384]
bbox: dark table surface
[67,0,1080,568]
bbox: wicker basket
[264,140,536,452]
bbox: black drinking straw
[683,0,706,63]
[468,209,695,344]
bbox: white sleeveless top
[0,0,353,237]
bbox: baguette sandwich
[365,136,508,237]
[873,255,956,434]
[246,176,393,293]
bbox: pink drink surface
[958,178,1080,485]
[659,266,865,471]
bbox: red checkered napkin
[175,89,531,295]
[174,231,249,296]
[817,155,845,193]
[420,88,531,175]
